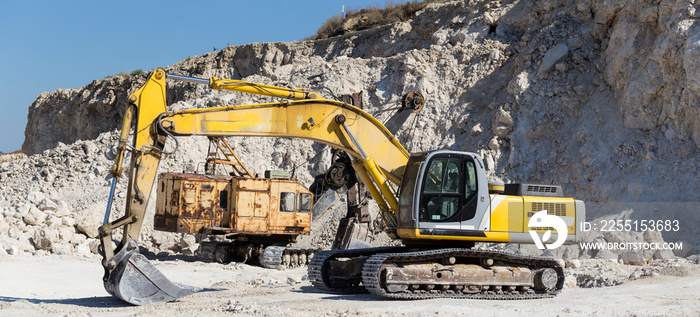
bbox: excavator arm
[99,69,411,305]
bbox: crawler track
[261,246,321,269]
[200,241,320,269]
[362,248,563,299]
[309,247,564,300]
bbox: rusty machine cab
[154,171,313,244]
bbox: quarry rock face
[1,0,698,267]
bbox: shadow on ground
[0,288,222,308]
[0,295,124,308]
[294,286,383,301]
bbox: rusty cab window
[297,193,312,213]
[280,192,295,212]
[219,190,228,209]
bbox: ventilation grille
[527,185,558,194]
[531,202,566,216]
[503,183,563,197]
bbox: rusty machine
[154,163,317,267]
[153,128,319,266]
[99,69,585,305]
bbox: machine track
[362,248,564,299]
[260,246,321,269]
[200,241,320,269]
[308,247,408,293]
[309,247,564,300]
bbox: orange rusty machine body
[153,172,317,267]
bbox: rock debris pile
[2,0,700,288]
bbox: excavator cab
[397,150,489,236]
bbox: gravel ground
[1,254,698,317]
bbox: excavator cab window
[419,154,478,223]
[422,158,461,221]
[280,192,295,212]
[444,161,460,193]
[465,161,477,200]
[425,159,446,192]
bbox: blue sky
[0,0,382,153]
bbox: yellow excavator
[100,68,585,305]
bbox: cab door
[457,153,490,232]
[418,155,462,229]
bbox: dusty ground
[1,254,698,317]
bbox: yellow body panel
[489,195,576,235]
[490,195,576,234]
[489,195,524,233]
[523,196,577,234]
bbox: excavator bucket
[103,239,200,305]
